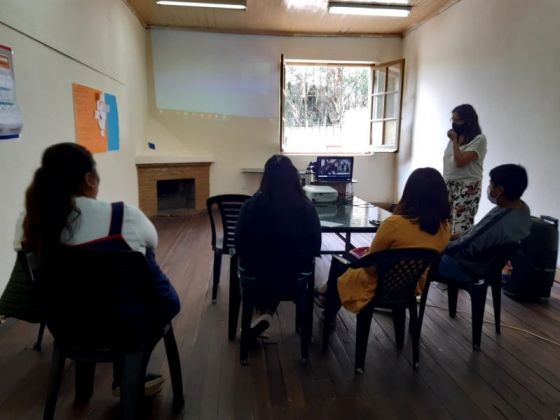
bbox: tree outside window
[280,59,404,154]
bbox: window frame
[370,58,405,153]
[279,56,405,155]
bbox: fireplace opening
[157,179,195,213]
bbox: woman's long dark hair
[453,104,482,144]
[23,143,96,253]
[393,167,450,235]
[259,155,306,205]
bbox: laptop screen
[315,157,354,182]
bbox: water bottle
[305,162,314,186]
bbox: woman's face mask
[487,184,498,204]
[452,122,467,135]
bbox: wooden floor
[1,211,560,419]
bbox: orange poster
[72,83,107,153]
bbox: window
[280,58,404,154]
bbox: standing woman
[443,104,487,236]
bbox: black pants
[323,254,355,326]
[244,277,295,314]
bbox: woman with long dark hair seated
[14,142,180,396]
[235,155,322,337]
[320,167,451,321]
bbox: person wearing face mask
[436,164,531,283]
[443,104,487,237]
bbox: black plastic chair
[26,248,184,420]
[231,260,315,366]
[419,242,516,350]
[206,194,251,303]
[322,248,439,373]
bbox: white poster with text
[0,44,23,140]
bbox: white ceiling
[125,0,458,36]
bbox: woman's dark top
[235,192,322,284]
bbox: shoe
[112,373,165,397]
[250,314,272,339]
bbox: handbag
[0,252,44,323]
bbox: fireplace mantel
[135,153,215,165]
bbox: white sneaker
[250,313,272,338]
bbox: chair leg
[295,306,300,334]
[321,285,339,352]
[33,322,45,351]
[491,281,502,334]
[448,285,459,318]
[321,308,335,352]
[470,285,488,351]
[120,349,146,420]
[211,252,222,303]
[392,306,406,349]
[240,284,255,366]
[163,326,185,410]
[418,281,430,338]
[74,361,96,403]
[228,254,241,341]
[409,304,420,370]
[305,265,315,343]
[34,322,46,351]
[43,341,66,420]
[355,306,374,374]
[296,277,313,364]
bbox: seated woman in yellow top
[320,167,452,319]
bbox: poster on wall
[0,44,23,141]
[72,83,120,153]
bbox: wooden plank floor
[0,211,559,419]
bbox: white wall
[0,0,148,292]
[400,0,560,220]
[147,29,403,200]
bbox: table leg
[345,232,353,251]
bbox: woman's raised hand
[447,129,458,142]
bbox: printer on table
[303,185,338,203]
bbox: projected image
[316,157,353,181]
[152,30,278,119]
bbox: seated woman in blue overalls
[14,142,180,396]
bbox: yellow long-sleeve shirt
[337,215,451,313]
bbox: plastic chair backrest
[28,247,158,351]
[429,242,517,287]
[350,248,439,305]
[206,194,251,254]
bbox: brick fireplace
[137,161,211,216]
